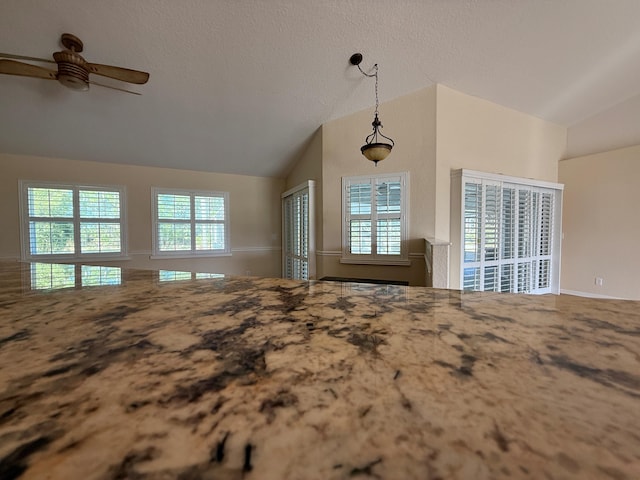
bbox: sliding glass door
[454,170,563,294]
[282,181,315,280]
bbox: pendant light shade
[350,53,395,166]
[361,142,392,163]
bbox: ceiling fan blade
[89,80,141,95]
[0,59,57,79]
[87,63,149,84]
[0,52,56,63]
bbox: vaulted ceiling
[1,0,640,177]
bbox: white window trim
[151,187,231,258]
[19,180,128,261]
[341,172,410,266]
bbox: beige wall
[284,128,324,274]
[435,84,566,240]
[559,145,640,300]
[285,127,322,191]
[0,153,284,277]
[318,85,437,286]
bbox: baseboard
[560,289,625,300]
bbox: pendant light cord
[356,63,379,116]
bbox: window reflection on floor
[159,270,192,282]
[159,270,225,282]
[30,263,122,290]
[195,272,224,279]
[81,266,122,286]
[31,263,75,290]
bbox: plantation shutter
[459,172,562,294]
[342,173,407,263]
[153,189,229,256]
[79,189,122,253]
[21,182,125,259]
[282,181,314,280]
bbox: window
[152,188,230,257]
[20,181,126,260]
[342,172,409,265]
[453,170,563,294]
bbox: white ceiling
[1,0,640,177]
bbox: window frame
[19,180,128,261]
[151,187,231,258]
[452,169,563,295]
[341,172,410,266]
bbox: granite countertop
[0,261,639,479]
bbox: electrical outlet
[594,277,603,286]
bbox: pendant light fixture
[350,53,395,165]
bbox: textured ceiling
[1,0,640,177]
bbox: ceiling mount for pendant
[350,52,394,165]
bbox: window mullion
[74,264,82,288]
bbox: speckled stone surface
[0,261,639,479]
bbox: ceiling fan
[0,33,149,95]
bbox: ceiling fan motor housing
[53,50,89,91]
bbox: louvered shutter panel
[157,193,191,251]
[459,173,561,294]
[348,182,372,255]
[194,195,226,251]
[376,180,402,255]
[79,189,122,253]
[27,187,75,256]
[283,187,310,280]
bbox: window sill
[150,252,232,260]
[340,257,411,266]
